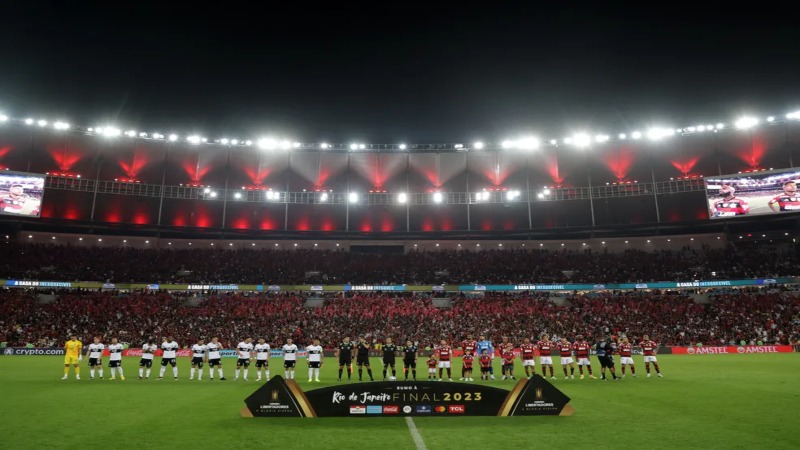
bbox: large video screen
[0,171,45,217]
[705,168,800,219]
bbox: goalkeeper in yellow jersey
[62,334,83,380]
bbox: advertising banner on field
[671,345,794,355]
[121,349,193,357]
[241,375,573,418]
[1,347,66,356]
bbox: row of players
[62,333,663,382]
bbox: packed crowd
[0,242,797,284]
[2,288,798,348]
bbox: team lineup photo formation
[61,333,662,383]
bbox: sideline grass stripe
[405,416,428,450]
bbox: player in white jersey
[158,336,180,380]
[254,338,271,381]
[235,338,254,381]
[87,336,105,380]
[282,338,299,380]
[138,338,158,379]
[189,339,207,380]
[205,336,226,381]
[107,337,125,381]
[306,338,324,382]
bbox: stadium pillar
[221,147,231,229]
[345,152,350,232]
[465,152,471,231]
[650,150,661,223]
[285,150,291,231]
[156,141,170,226]
[587,164,596,227]
[406,152,410,232]
[526,156,532,229]
[89,142,104,221]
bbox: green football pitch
[1,354,798,450]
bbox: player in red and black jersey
[501,343,516,380]
[572,335,596,379]
[435,340,453,381]
[459,334,478,380]
[618,337,637,377]
[537,334,556,379]
[769,180,800,212]
[519,338,536,379]
[478,349,492,380]
[639,335,663,378]
[558,337,576,379]
[712,185,750,217]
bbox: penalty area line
[405,416,428,450]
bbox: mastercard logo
[434,406,446,413]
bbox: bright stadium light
[258,138,277,150]
[397,192,407,204]
[0,114,7,122]
[234,192,242,199]
[518,137,540,150]
[646,127,671,141]
[24,118,34,125]
[735,116,759,130]
[537,192,544,199]
[209,191,218,198]
[501,140,514,149]
[125,130,137,137]
[37,119,48,127]
[231,139,239,145]
[348,192,359,203]
[318,192,329,202]
[168,134,178,141]
[359,144,366,150]
[571,133,591,148]
[266,190,279,201]
[349,143,358,150]
[433,192,443,203]
[292,142,302,148]
[103,127,121,137]
[767,116,775,122]
[506,190,521,200]
[716,123,725,129]
[631,131,642,140]
[786,111,800,120]
[187,135,201,145]
[320,142,329,149]
[204,188,211,194]
[618,133,627,140]
[280,140,292,150]
[245,140,253,146]
[543,188,551,195]
[473,141,485,150]
[399,143,407,150]
[53,121,70,130]
[220,138,229,145]
[594,134,609,143]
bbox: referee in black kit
[595,334,619,381]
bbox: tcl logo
[383,406,399,414]
[448,405,465,414]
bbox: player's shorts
[255,359,268,368]
[620,357,634,365]
[191,357,204,366]
[383,358,396,367]
[338,357,352,366]
[480,367,490,373]
[428,368,437,373]
[356,356,370,366]
[560,357,574,365]
[284,360,296,368]
[403,359,416,368]
[309,361,321,368]
[503,364,514,371]
[577,357,591,366]
[160,358,177,367]
[139,358,153,368]
[108,360,122,368]
[463,365,473,371]
[437,360,451,369]
[522,359,535,367]
[540,356,553,365]
[598,356,614,368]
[208,358,221,367]
[64,356,79,365]
[89,357,102,367]
[237,358,250,367]
[644,356,658,363]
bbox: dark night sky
[0,2,798,142]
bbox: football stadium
[2,3,800,450]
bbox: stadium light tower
[432,192,443,203]
[518,136,540,151]
[735,116,759,130]
[348,192,359,203]
[571,133,591,148]
[397,192,408,204]
[473,141,485,150]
